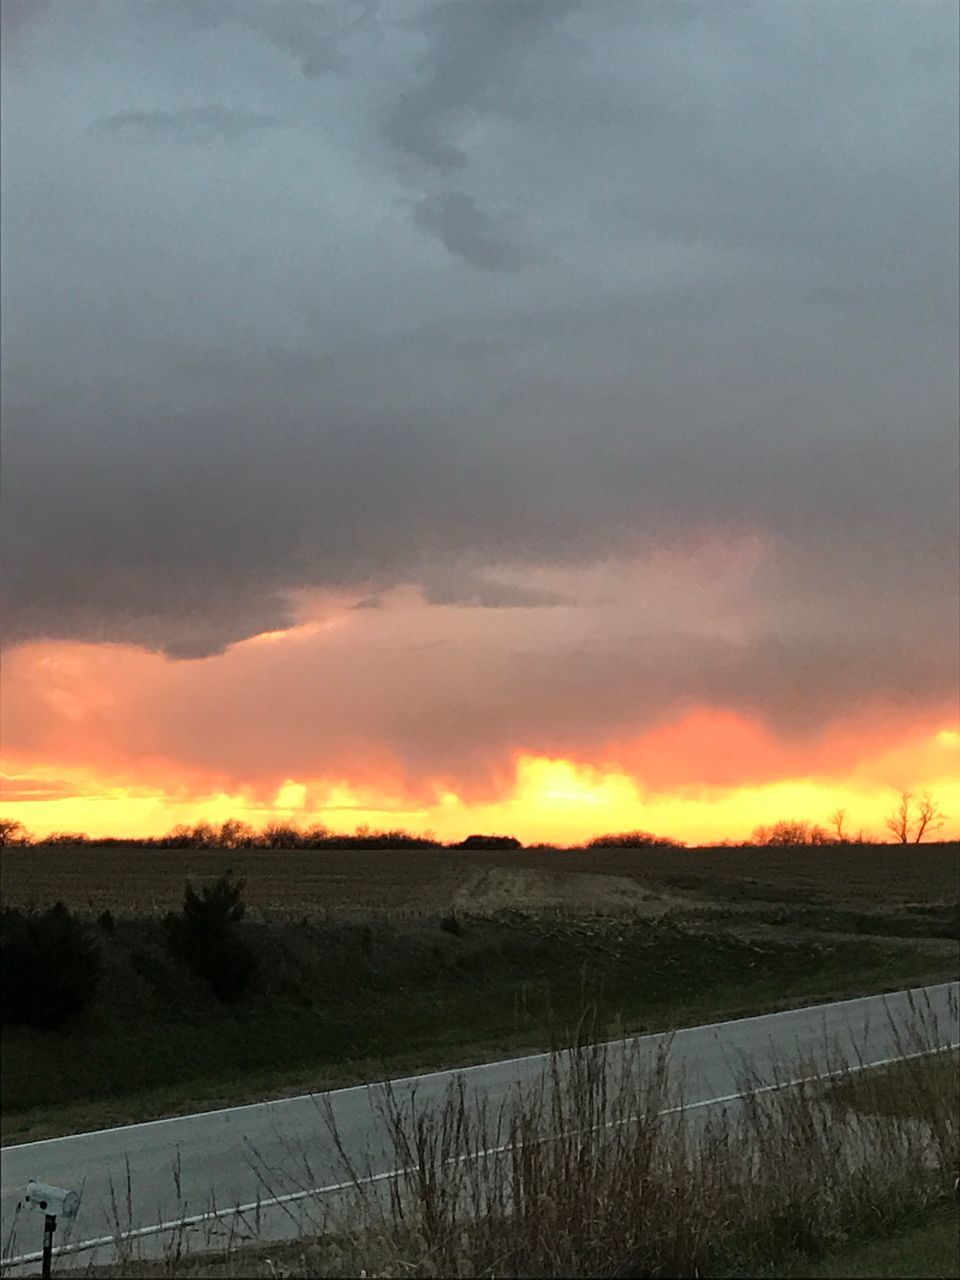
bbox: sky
[1,0,958,845]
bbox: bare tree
[884,790,946,844]
[0,818,31,846]
[189,821,218,848]
[913,791,946,843]
[885,791,912,844]
[751,819,828,846]
[217,818,255,849]
[302,824,331,848]
[260,822,302,849]
[829,808,847,842]
[162,824,193,848]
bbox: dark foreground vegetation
[22,1013,960,1279]
[2,848,957,1142]
[2,844,957,1276]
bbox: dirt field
[2,841,957,918]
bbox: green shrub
[164,872,258,1002]
[1,903,103,1028]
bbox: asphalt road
[2,982,957,1272]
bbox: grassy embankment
[764,1209,959,1279]
[765,1052,960,1279]
[1,842,957,1142]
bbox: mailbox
[25,1181,80,1223]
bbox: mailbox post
[41,1212,56,1279]
[24,1181,80,1279]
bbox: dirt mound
[451,866,681,917]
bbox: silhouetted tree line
[586,830,685,849]
[0,817,531,851]
[157,820,448,850]
[0,817,445,851]
[0,793,949,853]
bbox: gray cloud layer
[2,1,957,728]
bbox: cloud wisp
[93,104,282,144]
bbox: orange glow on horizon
[2,622,958,847]
[3,742,958,846]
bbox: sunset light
[1,9,958,1272]
[2,602,959,845]
[1,2,957,854]
[4,715,959,847]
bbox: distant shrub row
[2,799,949,852]
[1,818,535,851]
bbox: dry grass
[14,994,958,1279]
[2,842,958,920]
[294,995,959,1278]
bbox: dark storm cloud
[241,0,379,78]
[412,191,546,271]
[166,0,380,78]
[381,0,576,171]
[1,0,957,737]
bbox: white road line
[3,1040,957,1271]
[4,981,954,1153]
